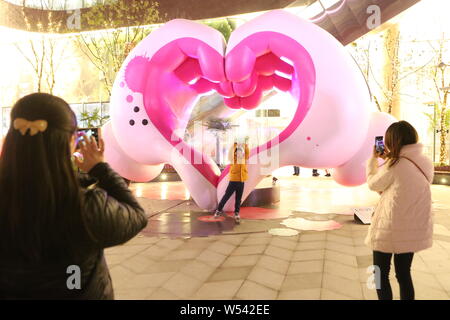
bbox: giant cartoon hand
[103,10,396,211]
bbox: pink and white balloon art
[102,10,396,210]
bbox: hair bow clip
[13,118,48,136]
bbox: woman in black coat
[0,93,147,299]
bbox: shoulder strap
[400,156,428,181]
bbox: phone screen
[375,136,385,154]
[76,128,99,150]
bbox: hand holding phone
[73,128,104,172]
[374,136,385,157]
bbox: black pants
[373,251,415,300]
[293,166,300,175]
[217,181,245,213]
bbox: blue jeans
[217,181,244,213]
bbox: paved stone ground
[105,179,450,300]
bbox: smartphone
[375,136,385,154]
[76,128,99,150]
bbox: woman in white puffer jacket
[365,120,434,300]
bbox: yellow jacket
[228,144,250,182]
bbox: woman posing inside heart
[214,137,250,223]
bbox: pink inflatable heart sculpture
[103,10,396,210]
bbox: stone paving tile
[162,272,204,299]
[270,237,297,250]
[220,235,247,246]
[324,261,359,281]
[354,246,372,256]
[241,237,272,246]
[105,253,137,267]
[435,273,450,292]
[322,274,364,299]
[327,234,354,246]
[105,244,149,256]
[177,240,212,250]
[358,267,374,284]
[415,285,450,300]
[196,249,227,268]
[325,242,355,255]
[356,255,373,268]
[292,249,325,262]
[298,233,326,242]
[296,241,326,251]
[422,257,450,273]
[180,260,215,282]
[320,288,354,300]
[288,260,324,274]
[119,254,155,274]
[231,245,267,256]
[277,288,321,300]
[124,235,160,246]
[418,246,450,261]
[411,270,446,290]
[192,280,244,300]
[235,280,278,300]
[208,241,237,256]
[361,285,378,300]
[326,228,354,238]
[140,245,173,259]
[222,255,260,268]
[142,260,190,273]
[120,272,175,289]
[208,267,253,282]
[115,287,156,300]
[109,265,135,284]
[246,232,274,239]
[351,229,370,237]
[247,266,285,291]
[163,248,203,261]
[264,245,293,261]
[256,255,290,274]
[156,238,185,250]
[148,288,180,300]
[352,237,367,246]
[281,273,322,291]
[324,250,358,267]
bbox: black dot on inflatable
[129,120,135,126]
[134,106,140,112]
[142,119,148,126]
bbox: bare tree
[426,34,449,165]
[14,0,67,94]
[75,0,160,97]
[350,25,435,115]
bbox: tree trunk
[439,91,448,165]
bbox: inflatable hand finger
[217,11,393,210]
[105,10,396,212]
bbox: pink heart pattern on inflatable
[103,10,396,210]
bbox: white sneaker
[214,210,223,218]
[234,212,241,223]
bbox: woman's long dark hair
[0,93,89,263]
[385,120,419,167]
